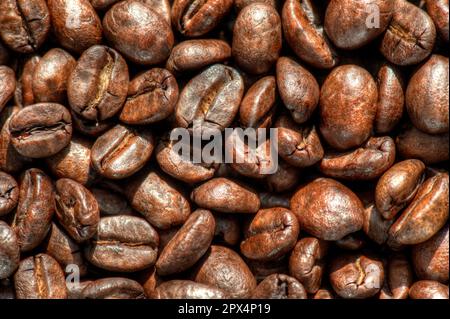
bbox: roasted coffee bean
[379,253,413,299]
[14,55,40,107]
[406,54,449,134]
[409,280,449,299]
[68,45,129,121]
[251,274,307,299]
[81,277,145,299]
[0,0,50,53]
[171,0,233,37]
[362,203,394,245]
[0,171,19,217]
[0,221,20,279]
[426,0,449,42]
[103,0,173,65]
[151,280,227,299]
[85,215,159,272]
[91,125,154,179]
[0,66,15,112]
[14,254,67,299]
[120,68,178,125]
[9,103,72,158]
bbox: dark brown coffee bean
[14,254,67,299]
[213,213,240,246]
[375,159,426,220]
[0,66,15,112]
[319,136,396,180]
[91,187,133,216]
[289,237,328,294]
[156,210,215,276]
[406,54,449,134]
[85,215,159,272]
[120,68,178,124]
[68,45,129,121]
[0,171,19,217]
[291,178,364,241]
[48,0,102,53]
[191,178,260,213]
[9,103,72,158]
[336,233,366,251]
[171,0,233,37]
[166,40,231,74]
[379,253,413,299]
[103,0,173,65]
[0,221,20,279]
[151,280,227,299]
[193,245,256,298]
[81,277,145,299]
[252,274,307,299]
[32,48,76,104]
[319,65,377,150]
[380,0,436,66]
[426,0,449,42]
[0,0,50,53]
[265,160,300,193]
[362,203,394,245]
[12,168,54,252]
[14,55,40,107]
[246,256,288,283]
[259,192,290,209]
[409,280,449,299]
[282,0,338,69]
[71,111,114,137]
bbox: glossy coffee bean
[291,178,364,240]
[282,0,338,69]
[191,178,260,214]
[171,0,233,37]
[14,254,67,299]
[81,277,145,299]
[0,0,50,53]
[156,210,215,276]
[0,171,19,217]
[0,221,20,279]
[85,215,159,272]
[409,280,449,299]
[0,66,15,112]
[426,0,449,42]
[252,274,307,299]
[151,280,227,299]
[319,65,377,150]
[14,55,40,107]
[9,103,73,158]
[406,54,449,134]
[91,125,154,179]
[276,57,319,124]
[12,169,54,252]
[48,0,102,54]
[68,45,129,121]
[379,253,413,299]
[380,0,436,66]
[103,0,173,65]
[120,68,178,124]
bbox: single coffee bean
[375,159,426,220]
[91,125,154,179]
[409,280,449,299]
[151,280,227,299]
[374,63,405,134]
[282,0,338,69]
[213,213,240,246]
[379,253,413,299]
[12,168,54,252]
[125,169,191,229]
[193,245,257,299]
[91,187,133,216]
[406,54,449,134]
[175,64,244,133]
[291,178,364,241]
[14,55,40,107]
[388,173,449,246]
[325,0,393,49]
[241,208,299,261]
[81,277,145,299]
[171,0,233,37]
[103,0,173,65]
[319,136,396,180]
[265,160,300,193]
[426,0,449,42]
[0,0,50,53]
[85,215,159,272]
[330,254,384,299]
[32,48,76,104]
[362,203,394,245]
[239,76,276,129]
[0,221,20,279]
[120,68,178,125]
[166,40,232,74]
[71,111,114,137]
[191,178,260,213]
[54,178,100,243]
[68,45,129,121]
[412,225,449,283]
[45,223,88,277]
[0,171,19,216]
[0,66,15,112]
[9,103,73,158]
[276,115,323,168]
[156,210,215,276]
[320,65,378,150]
[380,0,436,66]
[252,274,307,299]
[14,254,67,299]
[289,237,328,294]
[48,0,102,53]
[232,3,282,74]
